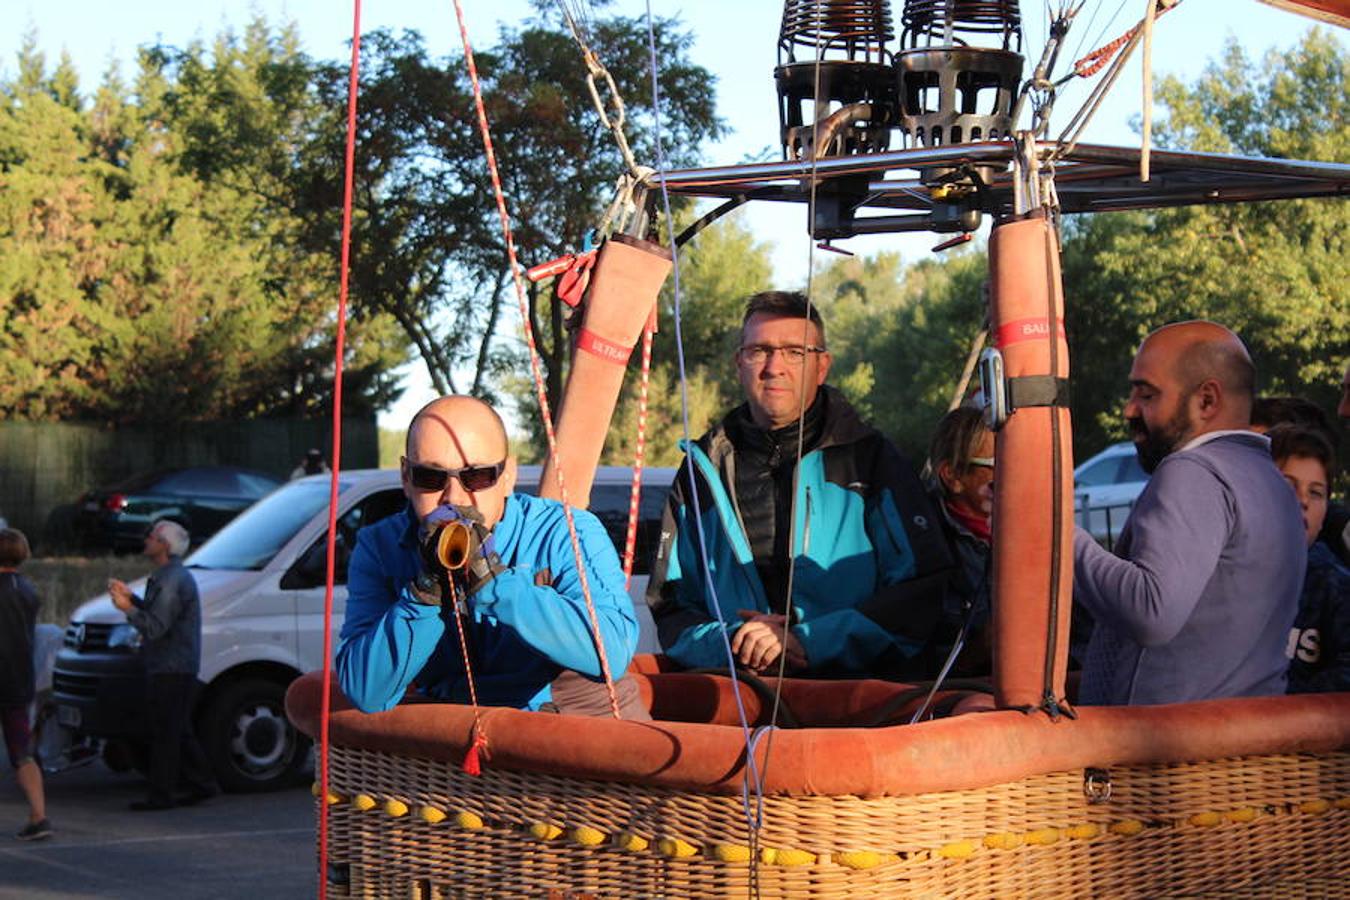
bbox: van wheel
[202,677,309,793]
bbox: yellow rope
[335,787,1350,868]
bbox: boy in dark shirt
[0,528,51,840]
[1269,426,1350,693]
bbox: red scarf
[945,500,992,544]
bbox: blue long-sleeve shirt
[1074,431,1304,706]
[337,495,639,713]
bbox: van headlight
[107,624,143,651]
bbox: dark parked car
[75,466,283,553]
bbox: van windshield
[187,480,344,571]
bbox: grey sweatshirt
[1075,431,1304,706]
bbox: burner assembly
[774,0,1024,160]
[774,1,1026,238]
[896,0,1024,148]
[775,0,900,160]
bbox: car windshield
[187,480,346,571]
[1118,454,1148,483]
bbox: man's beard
[1129,400,1194,474]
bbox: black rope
[684,667,803,730]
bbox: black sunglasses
[405,458,506,493]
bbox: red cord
[622,323,656,589]
[316,3,362,897]
[1073,2,1178,78]
[445,571,487,774]
[452,0,622,719]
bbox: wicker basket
[315,746,1350,898]
[287,669,1350,899]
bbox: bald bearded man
[337,396,646,717]
[1074,321,1305,706]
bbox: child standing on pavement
[0,528,52,840]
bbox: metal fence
[0,417,377,551]
[1075,495,1135,551]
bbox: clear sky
[7,1,1339,430]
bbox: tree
[0,21,407,423]
[134,22,407,418]
[1061,29,1348,456]
[300,14,722,415]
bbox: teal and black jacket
[647,388,952,675]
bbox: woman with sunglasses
[923,406,995,677]
[336,396,647,719]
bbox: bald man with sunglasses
[337,396,646,717]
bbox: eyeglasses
[404,458,506,493]
[737,344,827,366]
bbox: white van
[49,466,675,791]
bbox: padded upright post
[539,234,672,509]
[988,214,1075,714]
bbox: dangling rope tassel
[445,570,488,775]
[461,724,489,777]
[622,320,656,588]
[453,0,622,720]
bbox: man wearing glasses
[648,291,953,678]
[337,396,645,717]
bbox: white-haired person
[109,519,219,810]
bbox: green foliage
[299,15,721,415]
[1065,28,1348,455]
[0,20,406,424]
[815,249,988,460]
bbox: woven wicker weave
[315,746,1350,899]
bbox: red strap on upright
[576,327,634,365]
[995,317,1066,349]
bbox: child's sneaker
[16,819,52,841]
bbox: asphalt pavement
[1,758,318,899]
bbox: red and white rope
[1073,0,1179,78]
[451,0,621,719]
[622,322,656,588]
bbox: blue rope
[641,0,767,844]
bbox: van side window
[588,484,671,577]
[296,490,407,587]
